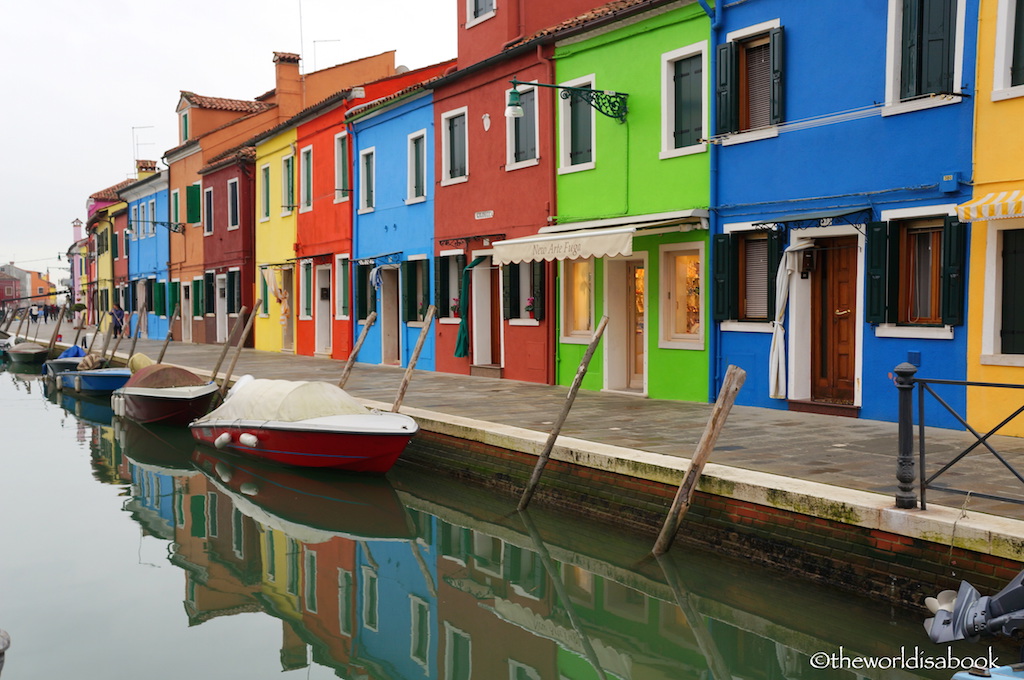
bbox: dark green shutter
[356,264,369,320]
[169,282,180,318]
[226,273,237,314]
[190,495,206,538]
[921,0,955,96]
[1014,0,1024,86]
[766,230,785,320]
[712,233,736,321]
[769,27,785,125]
[420,260,431,317]
[716,42,738,135]
[401,261,415,322]
[570,93,592,164]
[673,55,703,148]
[901,0,921,99]
[205,273,215,314]
[502,264,520,320]
[865,221,890,324]
[435,257,449,315]
[941,216,966,326]
[193,279,203,317]
[186,184,201,223]
[1002,230,1024,353]
[113,233,119,259]
[155,282,166,316]
[531,261,545,321]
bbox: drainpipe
[706,1,723,402]
[537,42,559,386]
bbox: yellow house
[253,127,299,353]
[959,0,1024,435]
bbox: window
[466,0,494,27]
[662,43,707,158]
[203,187,214,235]
[444,624,471,680]
[139,202,147,238]
[260,165,271,220]
[716,22,784,135]
[410,597,429,667]
[227,179,239,229]
[304,550,318,613]
[171,189,180,225]
[112,230,119,259]
[435,253,466,318]
[301,260,313,319]
[155,281,166,317]
[562,259,593,338]
[192,277,205,318]
[286,538,300,595]
[359,148,375,213]
[123,232,129,260]
[994,0,1024,96]
[899,0,956,100]
[204,272,215,315]
[559,76,594,171]
[407,130,427,202]
[180,111,189,142]
[169,281,180,318]
[660,242,705,349]
[148,199,156,236]
[335,255,350,318]
[712,228,784,324]
[866,215,965,326]
[282,155,295,214]
[401,259,431,323]
[338,569,353,636]
[356,263,377,320]
[131,206,139,240]
[300,146,313,212]
[1001,229,1024,353]
[362,567,378,631]
[227,270,241,314]
[507,85,537,169]
[259,271,269,315]
[187,183,201,224]
[503,261,545,320]
[509,660,541,680]
[334,132,350,202]
[441,108,468,185]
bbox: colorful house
[961,0,1024,435]
[85,178,134,331]
[120,162,171,340]
[712,0,977,428]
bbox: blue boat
[56,367,132,395]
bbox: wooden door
[811,236,857,403]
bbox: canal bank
[33,329,1024,607]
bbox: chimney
[136,159,158,178]
[274,52,303,117]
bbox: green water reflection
[0,363,1015,679]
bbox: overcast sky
[0,0,456,282]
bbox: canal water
[0,362,1014,679]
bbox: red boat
[112,364,220,426]
[188,377,419,473]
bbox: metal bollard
[894,362,919,509]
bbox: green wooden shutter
[420,260,431,318]
[193,279,203,317]
[502,265,518,320]
[155,282,166,316]
[767,230,785,320]
[204,273,215,314]
[1014,0,1024,86]
[356,265,368,320]
[186,184,201,223]
[569,93,592,164]
[1002,230,1024,353]
[921,0,955,96]
[169,282,180,318]
[716,42,738,135]
[769,27,785,125]
[941,216,966,326]
[865,221,890,324]
[901,0,921,99]
[227,273,237,314]
[674,55,702,148]
[712,233,736,321]
[401,261,415,322]
[531,261,545,321]
[338,260,349,318]
[434,257,448,315]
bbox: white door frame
[603,254,648,394]
[315,264,332,355]
[470,254,499,365]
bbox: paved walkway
[24,319,1024,520]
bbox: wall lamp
[505,78,629,123]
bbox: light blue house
[120,168,172,340]
[710,0,977,428]
[348,87,437,370]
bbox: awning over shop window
[957,191,1024,222]
[492,226,636,266]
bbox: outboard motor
[925,570,1024,643]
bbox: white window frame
[131,205,139,241]
[259,164,271,221]
[334,131,350,203]
[359,147,376,214]
[203,186,214,236]
[444,623,472,680]
[506,81,540,171]
[440,107,469,186]
[281,154,295,216]
[508,660,541,680]
[558,74,596,174]
[721,20,782,146]
[148,199,157,236]
[139,201,147,239]
[409,595,430,669]
[658,241,705,350]
[406,129,428,204]
[660,41,708,159]
[883,0,967,116]
[180,110,189,142]
[720,222,774,334]
[335,254,351,319]
[227,178,240,230]
[299,145,313,213]
[171,188,180,226]
[337,568,353,637]
[361,566,379,632]
[465,0,496,29]
[994,0,1024,100]
[560,258,595,344]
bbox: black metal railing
[895,362,1024,510]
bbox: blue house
[710,0,977,428]
[348,86,437,370]
[120,168,172,340]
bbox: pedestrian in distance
[29,304,38,324]
[110,304,125,337]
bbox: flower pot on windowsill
[527,310,534,319]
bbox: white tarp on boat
[195,378,369,424]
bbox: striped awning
[957,191,1024,222]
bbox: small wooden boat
[44,345,89,377]
[192,446,415,541]
[112,364,219,426]
[189,377,419,472]
[57,367,132,394]
[7,342,50,364]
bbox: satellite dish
[396,65,409,74]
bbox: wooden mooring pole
[46,300,70,354]
[518,315,609,511]
[652,364,746,556]
[219,301,261,397]
[156,304,181,364]
[13,308,27,340]
[210,306,249,384]
[338,311,377,388]
[108,312,134,361]
[128,306,147,358]
[392,306,436,412]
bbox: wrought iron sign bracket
[510,79,629,123]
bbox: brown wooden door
[811,236,857,403]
